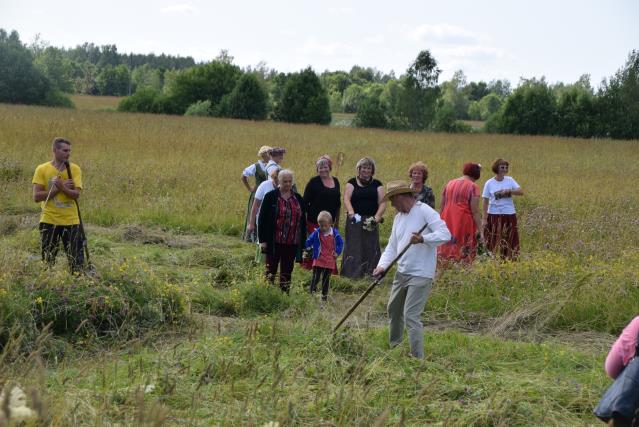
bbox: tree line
[1,28,637,139]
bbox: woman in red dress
[437,163,483,264]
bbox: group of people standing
[438,159,523,264]
[241,147,524,300]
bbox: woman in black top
[302,155,341,270]
[341,157,386,279]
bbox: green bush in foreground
[0,256,188,353]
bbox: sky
[1,0,638,87]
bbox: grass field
[69,94,124,111]
[1,102,638,425]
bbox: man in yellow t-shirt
[32,137,84,273]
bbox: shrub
[184,100,212,117]
[216,73,268,120]
[274,67,331,125]
[0,257,188,353]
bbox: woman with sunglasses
[481,158,524,260]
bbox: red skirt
[484,214,519,260]
[438,206,478,264]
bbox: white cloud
[160,4,196,14]
[405,24,482,45]
[435,45,506,61]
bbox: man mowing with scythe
[32,137,84,274]
[372,181,451,359]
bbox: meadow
[0,102,638,425]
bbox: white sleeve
[421,206,451,246]
[509,177,521,190]
[243,163,257,177]
[481,180,491,198]
[377,218,399,269]
[255,182,269,201]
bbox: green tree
[391,50,441,130]
[556,77,596,137]
[96,64,130,95]
[354,96,390,129]
[341,83,366,113]
[440,70,470,119]
[164,61,242,114]
[0,29,71,106]
[596,50,639,139]
[131,64,162,92]
[478,93,503,120]
[492,78,557,135]
[274,67,331,125]
[217,73,268,120]
[34,46,75,93]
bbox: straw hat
[382,180,417,202]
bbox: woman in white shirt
[481,159,524,259]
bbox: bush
[432,103,472,133]
[0,257,188,353]
[184,100,212,117]
[354,97,389,129]
[193,280,310,317]
[118,88,161,113]
[274,67,331,125]
[216,73,268,120]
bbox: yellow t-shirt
[32,162,83,225]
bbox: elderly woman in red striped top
[257,169,307,293]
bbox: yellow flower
[35,296,44,305]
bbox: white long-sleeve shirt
[377,201,451,279]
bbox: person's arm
[33,183,55,202]
[257,193,271,247]
[419,209,451,246]
[55,178,81,200]
[343,183,355,219]
[509,188,524,196]
[241,175,253,192]
[482,197,489,227]
[248,197,262,233]
[241,164,256,192]
[374,185,386,223]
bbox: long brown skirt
[484,213,519,260]
[340,219,381,279]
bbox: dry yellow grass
[69,94,124,111]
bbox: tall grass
[1,104,638,255]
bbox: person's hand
[410,232,424,244]
[260,242,267,249]
[62,179,74,189]
[372,266,385,277]
[332,251,338,258]
[250,186,256,193]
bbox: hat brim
[382,188,417,202]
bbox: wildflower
[35,296,44,305]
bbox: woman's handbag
[594,337,639,423]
